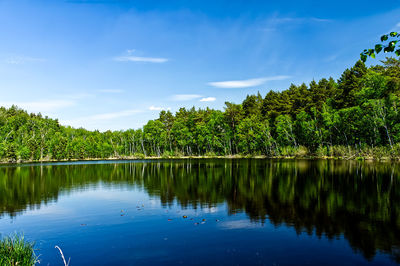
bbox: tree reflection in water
[0,159,399,262]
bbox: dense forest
[1,58,400,162]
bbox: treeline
[1,58,400,161]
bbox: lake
[0,159,399,265]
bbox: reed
[0,234,38,266]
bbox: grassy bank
[0,234,37,266]
[1,145,400,164]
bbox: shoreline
[1,155,398,165]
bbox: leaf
[389,41,398,48]
[375,44,383,54]
[390,32,398,37]
[360,53,367,62]
[381,34,388,42]
[370,53,376,59]
[368,49,375,56]
[396,49,400,57]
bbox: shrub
[331,145,349,158]
[204,151,217,157]
[279,146,295,157]
[316,145,328,157]
[133,152,145,159]
[390,143,400,159]
[161,151,174,158]
[0,234,38,266]
[371,146,388,160]
[173,150,185,157]
[17,146,31,160]
[294,146,309,157]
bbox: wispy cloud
[389,22,400,32]
[261,16,332,31]
[114,49,168,63]
[270,16,332,24]
[310,17,332,23]
[60,109,145,131]
[4,55,45,65]
[200,97,216,102]
[61,109,143,127]
[324,53,340,62]
[98,89,124,93]
[114,56,168,63]
[0,100,75,112]
[86,109,142,120]
[208,76,290,88]
[149,105,170,111]
[171,94,202,101]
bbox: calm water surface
[0,159,399,265]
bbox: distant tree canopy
[361,31,400,62]
[1,58,400,161]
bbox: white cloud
[98,89,124,93]
[114,56,168,63]
[4,56,45,65]
[208,76,290,88]
[87,109,142,120]
[0,100,75,112]
[199,97,216,102]
[60,109,144,129]
[114,49,168,63]
[171,94,202,101]
[149,105,170,111]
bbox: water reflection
[0,159,399,262]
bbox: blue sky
[0,0,399,131]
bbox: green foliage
[361,31,400,62]
[133,153,146,159]
[316,145,329,157]
[0,234,38,266]
[278,145,309,157]
[331,145,351,158]
[275,115,296,147]
[236,115,272,154]
[161,151,174,158]
[0,59,400,160]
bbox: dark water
[0,159,399,265]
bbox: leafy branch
[361,32,399,62]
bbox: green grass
[0,234,38,266]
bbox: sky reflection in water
[0,159,399,265]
